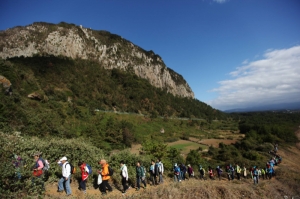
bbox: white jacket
[159,162,164,174]
[121,165,128,180]
[61,161,71,178]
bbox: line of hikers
[28,145,282,196]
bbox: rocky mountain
[0,22,194,98]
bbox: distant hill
[224,102,300,113]
[0,22,193,98]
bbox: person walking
[78,161,89,194]
[199,165,205,180]
[187,164,194,178]
[57,157,72,196]
[32,152,45,190]
[149,160,156,185]
[226,165,231,181]
[236,163,241,180]
[120,160,129,193]
[174,163,181,182]
[180,163,187,181]
[253,166,259,184]
[261,168,266,180]
[136,161,146,190]
[208,166,214,180]
[157,159,164,184]
[216,166,222,181]
[98,159,112,195]
[243,165,247,179]
[257,167,261,180]
[230,164,235,180]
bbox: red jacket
[80,163,89,181]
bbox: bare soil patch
[199,139,237,147]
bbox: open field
[167,140,208,155]
[130,139,208,156]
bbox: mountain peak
[0,22,194,98]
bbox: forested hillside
[0,56,225,146]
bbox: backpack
[108,166,114,176]
[175,166,180,173]
[158,163,163,173]
[86,163,92,175]
[39,158,50,171]
[66,163,76,174]
[141,166,146,176]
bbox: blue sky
[1,0,300,110]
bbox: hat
[174,163,177,166]
[188,164,191,167]
[32,152,42,156]
[59,156,67,162]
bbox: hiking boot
[57,190,63,193]
[143,186,146,189]
[136,188,140,191]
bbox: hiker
[216,166,222,181]
[149,160,156,185]
[136,161,147,191]
[180,163,187,181]
[157,159,164,184]
[257,167,261,180]
[208,166,214,180]
[253,166,258,184]
[268,167,274,179]
[261,168,266,180]
[243,165,247,178]
[199,165,205,180]
[78,161,89,194]
[120,160,129,193]
[226,165,232,181]
[98,159,113,195]
[249,167,253,179]
[57,156,72,196]
[187,164,194,178]
[174,163,181,182]
[12,154,23,180]
[32,152,45,190]
[230,164,235,180]
[236,163,241,180]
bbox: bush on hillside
[0,132,105,197]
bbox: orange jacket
[101,163,110,180]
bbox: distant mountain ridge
[224,102,300,113]
[0,22,194,98]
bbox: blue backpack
[86,163,92,175]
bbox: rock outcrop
[0,22,194,98]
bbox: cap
[32,152,42,156]
[59,156,67,162]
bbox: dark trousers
[136,177,146,189]
[237,173,240,180]
[122,177,128,191]
[100,180,112,193]
[150,173,156,185]
[217,173,221,180]
[79,179,86,191]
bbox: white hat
[59,156,67,162]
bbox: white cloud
[213,0,228,3]
[208,46,300,110]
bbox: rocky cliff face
[0,22,194,98]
